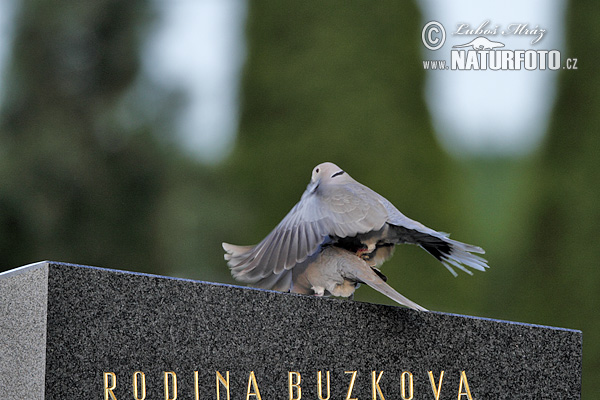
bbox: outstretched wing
[223,181,389,282]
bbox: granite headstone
[0,261,582,399]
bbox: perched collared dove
[223,162,488,311]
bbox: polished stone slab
[0,261,582,399]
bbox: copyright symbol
[422,21,446,50]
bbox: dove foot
[355,246,372,260]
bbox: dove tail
[331,247,427,311]
[392,226,488,276]
[365,276,428,311]
[417,235,488,277]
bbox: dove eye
[315,168,320,174]
[331,170,345,178]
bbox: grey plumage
[223,162,488,311]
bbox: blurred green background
[0,0,595,396]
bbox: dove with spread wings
[223,162,488,311]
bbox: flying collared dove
[223,162,488,311]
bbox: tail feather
[420,236,488,276]
[358,269,428,311]
[339,250,427,311]
[393,226,488,276]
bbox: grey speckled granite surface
[1,261,581,399]
[0,263,48,399]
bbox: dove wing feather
[224,181,389,282]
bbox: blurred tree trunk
[0,1,169,272]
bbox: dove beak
[307,178,320,193]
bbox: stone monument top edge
[0,260,582,336]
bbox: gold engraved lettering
[457,371,473,400]
[371,371,385,400]
[289,371,302,400]
[103,372,117,400]
[400,371,413,400]
[216,371,230,400]
[194,371,200,400]
[164,371,178,400]
[133,371,146,400]
[345,371,358,400]
[427,371,444,400]
[246,371,263,400]
[317,371,331,400]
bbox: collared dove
[223,162,488,311]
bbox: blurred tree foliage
[0,1,170,272]
[513,1,598,395]
[0,0,246,283]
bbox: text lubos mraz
[103,370,474,400]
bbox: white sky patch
[419,0,567,156]
[143,0,246,163]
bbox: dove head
[310,162,351,185]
